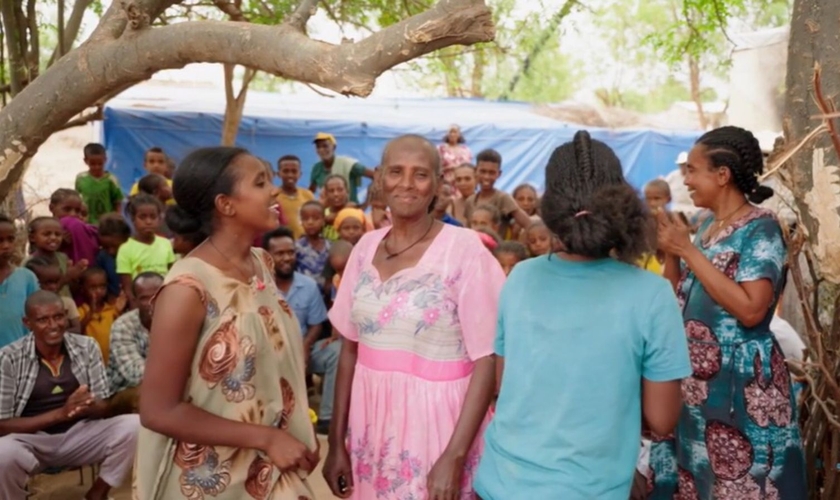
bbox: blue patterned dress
[648,208,806,500]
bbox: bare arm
[0,408,65,437]
[440,356,495,458]
[303,323,323,350]
[119,274,135,306]
[511,208,532,232]
[662,253,681,291]
[78,400,110,420]
[139,284,270,451]
[681,245,774,328]
[328,338,358,447]
[642,379,683,436]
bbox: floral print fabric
[648,209,807,499]
[133,249,317,500]
[329,224,505,499]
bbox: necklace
[714,201,749,229]
[384,217,435,260]
[207,238,266,291]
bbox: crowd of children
[0,139,555,360]
[0,135,686,358]
[0,125,811,499]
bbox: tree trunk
[0,0,27,95]
[221,64,257,146]
[0,0,495,202]
[785,1,840,497]
[48,0,93,67]
[470,47,485,97]
[688,55,709,130]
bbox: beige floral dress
[133,248,317,500]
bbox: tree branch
[501,0,579,100]
[0,0,494,197]
[48,0,93,67]
[58,105,104,131]
[91,0,179,40]
[212,0,246,21]
[287,0,319,32]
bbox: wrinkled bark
[221,64,257,146]
[0,0,495,200]
[784,0,840,497]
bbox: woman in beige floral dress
[135,147,319,500]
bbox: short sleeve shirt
[281,272,328,335]
[476,256,691,500]
[310,158,367,203]
[75,172,124,223]
[277,188,315,239]
[0,268,40,348]
[116,236,175,279]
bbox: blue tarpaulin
[102,86,701,195]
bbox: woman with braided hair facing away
[649,126,806,499]
[474,131,692,499]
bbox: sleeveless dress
[329,224,506,499]
[133,248,318,500]
[648,209,806,499]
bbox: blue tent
[102,85,701,194]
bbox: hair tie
[575,210,591,218]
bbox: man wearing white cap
[663,151,698,217]
[309,132,375,204]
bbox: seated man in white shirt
[0,291,138,500]
[263,227,336,435]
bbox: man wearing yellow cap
[309,132,375,205]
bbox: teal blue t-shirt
[475,255,691,500]
[0,267,40,348]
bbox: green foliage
[589,0,791,115]
[393,0,578,102]
[644,0,791,66]
[612,77,718,113]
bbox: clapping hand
[114,292,128,312]
[63,385,94,419]
[655,209,692,257]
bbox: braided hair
[541,130,653,262]
[696,126,774,204]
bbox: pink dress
[329,224,505,499]
[437,143,472,184]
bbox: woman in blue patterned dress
[650,126,806,499]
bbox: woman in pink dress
[438,125,472,186]
[324,134,504,500]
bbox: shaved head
[25,290,63,317]
[381,134,441,177]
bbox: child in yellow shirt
[78,267,124,364]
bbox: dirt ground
[29,436,337,499]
